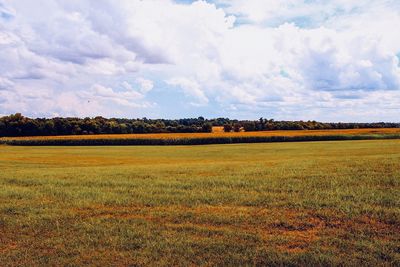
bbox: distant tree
[71,125,82,135]
[223,124,232,132]
[233,123,242,132]
[154,121,166,133]
[1,113,399,137]
[119,123,128,134]
[243,121,256,132]
[44,121,55,135]
[201,123,212,133]
[132,121,146,133]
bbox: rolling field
[1,140,400,266]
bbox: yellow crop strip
[1,128,399,141]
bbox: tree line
[228,118,400,132]
[0,113,398,137]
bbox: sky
[0,0,400,121]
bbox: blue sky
[0,0,400,121]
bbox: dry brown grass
[57,204,400,255]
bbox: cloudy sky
[1,0,400,121]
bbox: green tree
[201,123,212,133]
[233,123,242,132]
[243,121,256,132]
[223,124,232,132]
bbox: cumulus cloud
[0,0,399,121]
[166,77,209,105]
[135,78,154,94]
[0,77,13,90]
[84,84,147,107]
[216,0,400,26]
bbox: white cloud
[86,84,148,107]
[216,0,399,27]
[135,78,154,94]
[166,77,209,106]
[0,0,399,120]
[0,77,13,90]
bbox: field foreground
[0,140,399,266]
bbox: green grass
[0,140,399,266]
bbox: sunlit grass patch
[0,140,399,265]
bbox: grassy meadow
[0,140,399,266]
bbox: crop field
[1,128,400,146]
[1,140,400,266]
[2,127,400,140]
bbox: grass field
[1,140,399,266]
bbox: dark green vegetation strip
[0,140,399,266]
[2,113,399,137]
[1,133,400,146]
